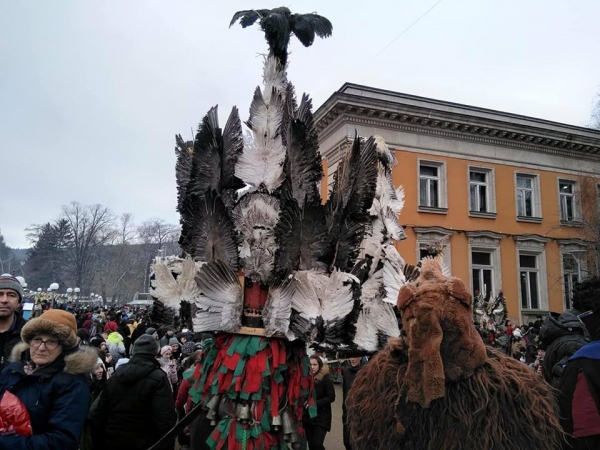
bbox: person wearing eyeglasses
[0,309,97,450]
[558,277,600,449]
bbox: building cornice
[315,87,600,162]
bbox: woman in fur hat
[0,309,97,450]
[303,355,336,450]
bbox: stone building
[315,83,600,323]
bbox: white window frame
[515,172,542,223]
[418,159,447,213]
[415,227,453,274]
[557,178,581,224]
[558,239,589,311]
[467,231,503,300]
[515,236,548,316]
[468,166,496,218]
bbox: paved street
[324,384,345,450]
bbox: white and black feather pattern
[194,260,243,333]
[263,276,295,336]
[372,301,400,341]
[232,193,280,282]
[236,86,286,193]
[175,135,193,213]
[291,270,324,320]
[151,258,202,310]
[262,55,288,104]
[320,270,359,322]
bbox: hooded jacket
[90,353,177,450]
[540,310,589,388]
[0,314,27,371]
[0,342,97,450]
[303,364,336,431]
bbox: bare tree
[61,202,116,293]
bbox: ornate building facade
[315,83,600,323]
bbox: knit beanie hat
[161,345,172,357]
[145,327,157,336]
[169,337,181,346]
[104,321,118,333]
[0,274,24,303]
[21,309,78,349]
[132,334,160,357]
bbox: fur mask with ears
[396,259,487,409]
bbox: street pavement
[324,383,345,450]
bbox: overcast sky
[2,0,600,248]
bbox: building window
[472,251,493,300]
[515,173,541,221]
[420,165,439,208]
[468,167,496,216]
[559,179,580,223]
[418,160,447,212]
[415,227,453,274]
[563,254,580,310]
[519,254,540,310]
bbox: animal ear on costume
[397,283,417,310]
[403,303,445,409]
[445,277,472,307]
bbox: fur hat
[21,309,78,349]
[0,274,24,303]
[132,334,159,357]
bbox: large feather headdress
[151,7,408,351]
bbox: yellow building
[315,83,600,324]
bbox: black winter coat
[0,314,27,371]
[304,366,336,431]
[342,364,361,422]
[540,310,589,388]
[91,354,177,450]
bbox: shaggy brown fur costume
[347,260,564,450]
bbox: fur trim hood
[10,342,99,375]
[21,316,78,349]
[314,363,330,382]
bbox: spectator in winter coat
[81,312,93,332]
[540,309,589,389]
[0,309,97,450]
[0,275,28,371]
[90,334,177,450]
[160,328,176,347]
[104,317,118,334]
[159,345,179,390]
[179,332,195,358]
[303,356,335,450]
[342,356,363,450]
[558,277,600,449]
[107,331,126,363]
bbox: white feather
[360,269,383,305]
[150,258,201,310]
[262,55,288,104]
[195,261,243,333]
[319,270,358,322]
[353,308,379,352]
[372,302,400,339]
[373,135,397,166]
[382,244,406,305]
[291,271,322,319]
[263,278,295,336]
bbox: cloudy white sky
[2,0,600,248]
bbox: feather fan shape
[263,276,295,336]
[194,260,243,333]
[274,200,327,274]
[235,86,286,193]
[282,90,323,208]
[151,257,201,310]
[175,135,193,213]
[190,193,238,268]
[232,193,279,283]
[353,309,379,352]
[325,134,378,272]
[381,244,406,305]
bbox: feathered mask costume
[149,7,410,449]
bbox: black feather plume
[189,192,238,269]
[175,134,193,213]
[282,89,323,208]
[274,200,327,274]
[230,8,332,67]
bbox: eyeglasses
[578,310,594,320]
[30,338,60,350]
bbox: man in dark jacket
[540,308,589,388]
[91,334,177,450]
[558,276,600,449]
[0,274,27,371]
[342,356,363,450]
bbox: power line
[372,0,445,61]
